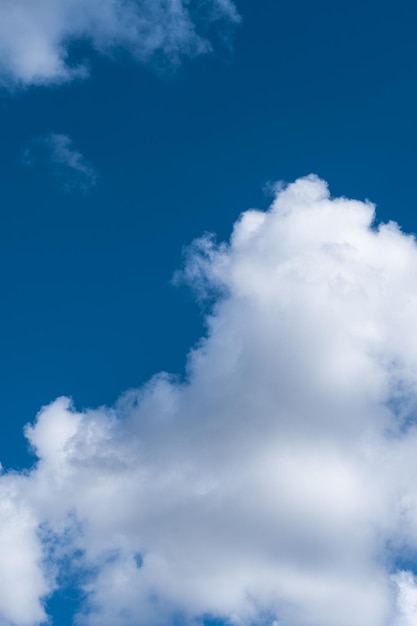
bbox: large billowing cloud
[3,176,417,625]
[0,0,239,87]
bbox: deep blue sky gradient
[0,0,416,473]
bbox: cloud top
[3,176,417,625]
[0,0,240,88]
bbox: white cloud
[4,176,417,625]
[0,0,240,88]
[0,476,49,626]
[392,571,417,626]
[24,133,97,192]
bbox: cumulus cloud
[0,0,240,88]
[4,176,417,625]
[24,133,97,192]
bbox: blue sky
[2,1,417,626]
[2,0,416,468]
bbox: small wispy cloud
[24,133,97,193]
